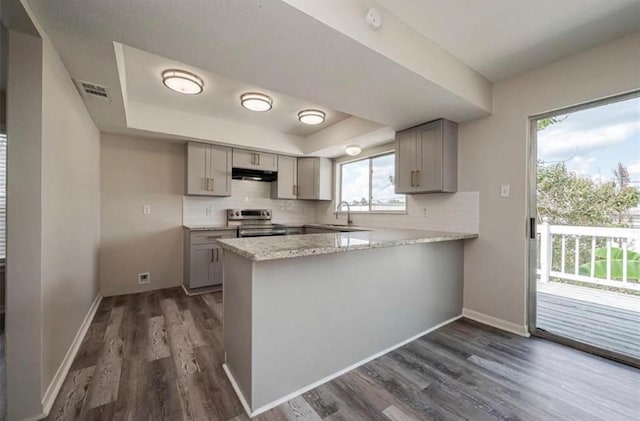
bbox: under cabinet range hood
[232,167,277,182]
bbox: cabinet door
[232,149,259,169]
[416,121,443,192]
[186,142,209,195]
[297,158,317,199]
[395,130,417,194]
[189,244,215,288]
[275,155,297,199]
[255,152,278,172]
[209,145,232,196]
[210,245,224,286]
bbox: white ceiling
[377,0,640,81]
[122,44,349,137]
[21,0,640,156]
[25,0,490,137]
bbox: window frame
[338,151,407,214]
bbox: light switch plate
[143,205,151,215]
[500,185,510,198]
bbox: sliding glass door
[529,92,640,366]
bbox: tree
[613,161,630,189]
[537,161,640,227]
[537,115,568,131]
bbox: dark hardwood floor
[46,287,640,421]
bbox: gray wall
[6,23,101,420]
[6,28,44,421]
[100,132,185,296]
[458,31,640,329]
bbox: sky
[537,96,640,186]
[341,153,405,210]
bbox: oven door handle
[239,229,288,237]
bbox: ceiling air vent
[74,80,111,102]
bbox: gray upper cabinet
[233,148,278,172]
[395,119,458,194]
[272,155,297,199]
[186,142,232,196]
[297,157,333,200]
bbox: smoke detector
[74,80,111,102]
[365,8,382,30]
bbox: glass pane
[371,154,406,211]
[341,159,370,211]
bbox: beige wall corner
[100,132,185,296]
[458,31,640,328]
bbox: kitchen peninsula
[218,228,477,416]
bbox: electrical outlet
[423,208,428,217]
[143,205,151,215]
[500,185,510,198]
[138,272,150,284]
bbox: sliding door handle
[529,218,536,239]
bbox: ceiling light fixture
[298,109,326,125]
[345,145,362,156]
[240,92,273,112]
[162,69,203,95]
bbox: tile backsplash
[183,180,318,226]
[315,191,479,233]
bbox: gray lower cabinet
[395,118,458,194]
[184,229,237,291]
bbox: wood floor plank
[86,306,125,409]
[45,289,640,421]
[382,405,421,421]
[161,298,201,378]
[280,395,323,421]
[183,310,206,348]
[147,316,171,361]
[46,367,94,421]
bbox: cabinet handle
[294,185,297,196]
[292,184,295,195]
[210,249,214,263]
[257,154,261,165]
[410,171,415,187]
[250,153,255,165]
[211,177,215,191]
[416,170,420,187]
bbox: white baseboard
[222,363,253,417]
[41,293,103,416]
[226,314,462,417]
[462,308,530,337]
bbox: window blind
[0,133,6,260]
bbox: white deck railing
[537,218,640,291]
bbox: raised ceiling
[25,0,492,148]
[377,0,640,81]
[122,44,349,137]
[21,0,640,156]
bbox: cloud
[538,121,640,159]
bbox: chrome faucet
[336,201,353,225]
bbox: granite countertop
[183,225,238,232]
[217,228,478,261]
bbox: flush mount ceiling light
[298,109,326,125]
[240,92,273,112]
[162,69,203,95]
[345,145,362,156]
